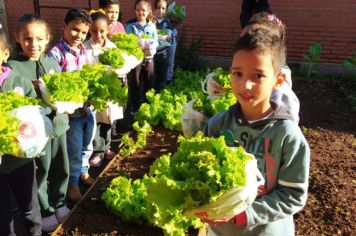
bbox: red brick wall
[4,0,356,64]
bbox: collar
[0,66,12,87]
[89,38,110,49]
[60,38,86,56]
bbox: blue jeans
[66,108,96,185]
[166,37,177,82]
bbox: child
[99,0,125,37]
[0,28,42,236]
[201,27,310,235]
[125,0,158,113]
[48,8,96,203]
[7,14,71,232]
[153,0,172,91]
[84,11,119,166]
[242,12,300,123]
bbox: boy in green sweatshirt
[201,24,310,235]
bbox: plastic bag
[138,38,158,57]
[181,100,207,137]
[39,79,84,114]
[184,156,264,220]
[201,72,231,99]
[9,105,53,158]
[96,101,124,125]
[111,52,143,77]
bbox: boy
[99,0,125,37]
[200,27,310,235]
[48,8,96,203]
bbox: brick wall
[4,0,356,64]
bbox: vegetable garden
[50,68,355,236]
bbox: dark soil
[53,77,356,236]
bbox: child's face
[105,4,120,24]
[135,3,150,23]
[90,19,109,46]
[16,23,49,60]
[155,1,167,19]
[0,45,10,67]
[63,19,90,48]
[231,49,284,116]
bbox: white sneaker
[42,214,59,232]
[55,205,71,223]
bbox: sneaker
[55,205,71,223]
[67,185,82,203]
[80,173,95,186]
[89,153,104,167]
[42,214,59,232]
[105,149,116,160]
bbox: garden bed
[53,77,355,236]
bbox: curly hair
[64,8,92,25]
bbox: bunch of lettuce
[111,33,144,60]
[102,133,252,235]
[167,2,186,23]
[99,48,125,69]
[42,64,127,111]
[82,64,128,111]
[0,91,39,156]
[43,70,90,103]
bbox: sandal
[89,153,104,167]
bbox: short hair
[244,12,286,42]
[99,0,120,9]
[64,8,92,25]
[234,27,286,74]
[90,11,107,23]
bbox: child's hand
[195,212,234,227]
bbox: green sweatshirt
[0,67,37,174]
[203,102,310,236]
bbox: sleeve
[125,24,134,34]
[245,129,310,227]
[47,47,63,68]
[2,75,37,98]
[203,115,223,138]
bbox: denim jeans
[166,37,177,82]
[66,108,96,185]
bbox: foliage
[103,133,252,236]
[98,48,125,69]
[111,33,144,60]
[303,43,322,77]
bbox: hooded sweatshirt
[203,101,310,236]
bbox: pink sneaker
[89,153,104,167]
[105,149,116,160]
[42,214,59,232]
[55,205,71,223]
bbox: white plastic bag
[111,52,143,77]
[9,106,53,158]
[201,72,231,99]
[96,101,124,125]
[138,38,158,57]
[181,100,207,137]
[184,156,264,220]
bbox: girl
[8,14,70,232]
[99,0,125,37]
[84,11,121,167]
[153,0,173,91]
[0,29,42,236]
[125,0,158,114]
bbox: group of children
[0,0,179,234]
[0,0,310,235]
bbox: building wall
[4,0,356,64]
